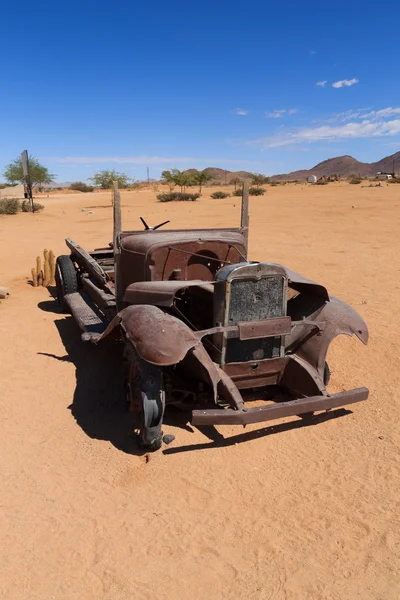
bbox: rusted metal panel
[192,387,369,426]
[194,317,292,341]
[81,277,116,310]
[239,316,291,340]
[285,267,329,301]
[123,280,214,307]
[100,304,201,366]
[223,357,285,388]
[286,295,368,384]
[119,229,246,292]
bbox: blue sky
[1,0,399,182]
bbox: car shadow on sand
[38,299,146,455]
[38,298,352,456]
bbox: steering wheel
[140,217,170,231]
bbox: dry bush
[21,200,44,212]
[157,192,200,202]
[69,182,94,192]
[0,198,20,214]
[249,186,265,195]
[211,191,230,199]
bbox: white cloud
[234,108,249,115]
[245,107,400,148]
[41,155,250,166]
[359,107,400,119]
[316,81,327,87]
[310,50,317,55]
[267,109,297,118]
[267,110,286,118]
[332,78,359,88]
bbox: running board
[64,292,107,342]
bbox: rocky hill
[271,151,400,181]
[184,167,253,183]
[182,151,400,183]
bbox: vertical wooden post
[113,182,122,309]
[241,182,249,259]
[21,150,34,213]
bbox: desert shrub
[348,176,362,184]
[269,181,279,186]
[232,188,243,196]
[0,183,8,189]
[69,182,94,192]
[21,200,44,212]
[0,198,20,214]
[157,192,200,202]
[387,177,400,183]
[211,191,230,199]
[249,186,265,196]
[315,180,328,185]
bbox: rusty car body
[55,184,368,450]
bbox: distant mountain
[184,167,253,183]
[271,151,400,181]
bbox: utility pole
[147,167,150,184]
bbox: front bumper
[191,387,369,426]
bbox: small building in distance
[307,175,317,183]
[376,172,393,180]
[0,184,25,198]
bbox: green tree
[229,177,242,190]
[192,170,215,192]
[161,168,195,192]
[3,155,55,185]
[89,169,132,189]
[251,173,270,186]
[161,169,177,191]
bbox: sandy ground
[0,183,399,599]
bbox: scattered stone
[0,286,10,299]
[163,434,176,445]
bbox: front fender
[98,304,201,365]
[98,304,244,409]
[288,296,368,381]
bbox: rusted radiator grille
[225,276,285,363]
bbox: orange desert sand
[0,183,399,599]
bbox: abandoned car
[55,184,369,450]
